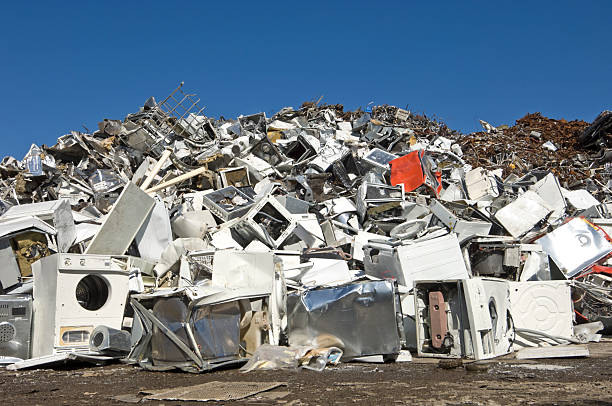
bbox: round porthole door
[75,275,109,311]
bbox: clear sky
[1,1,610,159]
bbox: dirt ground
[2,341,612,406]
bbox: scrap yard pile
[458,112,610,189]
[0,83,612,373]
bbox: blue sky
[1,1,610,158]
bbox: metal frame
[155,82,215,142]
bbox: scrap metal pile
[0,83,611,372]
[458,113,609,191]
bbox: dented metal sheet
[150,297,241,365]
[530,173,566,222]
[287,280,402,359]
[134,197,172,261]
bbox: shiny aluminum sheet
[151,298,191,365]
[190,301,240,361]
[287,280,401,359]
[151,298,240,365]
[538,218,612,277]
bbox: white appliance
[509,281,573,348]
[396,233,469,289]
[0,295,32,361]
[463,278,513,360]
[31,254,130,357]
[415,277,513,360]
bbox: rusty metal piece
[428,291,448,349]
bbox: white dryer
[31,254,130,357]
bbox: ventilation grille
[0,322,16,343]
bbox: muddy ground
[1,341,612,405]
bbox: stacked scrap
[459,114,595,186]
[0,83,610,372]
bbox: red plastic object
[390,150,442,196]
[389,150,426,192]
[575,265,612,279]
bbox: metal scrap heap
[458,113,604,189]
[0,83,610,372]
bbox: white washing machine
[463,277,513,360]
[415,277,513,360]
[31,254,130,357]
